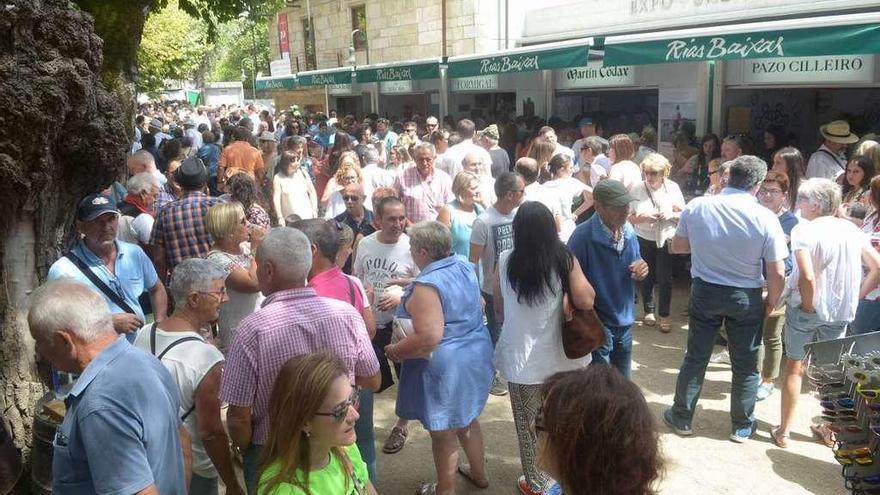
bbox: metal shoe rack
[806,331,880,495]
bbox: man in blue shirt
[567,180,648,379]
[28,279,189,495]
[664,155,787,443]
[48,194,168,341]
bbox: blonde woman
[387,143,412,179]
[628,153,685,332]
[437,171,484,258]
[205,202,265,351]
[257,352,377,495]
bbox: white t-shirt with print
[134,325,224,478]
[353,232,419,325]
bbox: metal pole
[251,20,258,101]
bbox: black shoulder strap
[64,252,138,315]
[817,148,845,170]
[149,327,204,422]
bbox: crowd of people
[24,99,880,495]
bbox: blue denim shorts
[783,304,846,361]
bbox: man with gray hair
[770,178,880,448]
[664,155,788,443]
[118,172,160,246]
[394,142,454,223]
[220,227,381,493]
[29,279,188,494]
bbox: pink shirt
[394,166,454,223]
[309,266,365,313]
[218,287,379,445]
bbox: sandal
[658,318,671,333]
[770,426,789,448]
[382,426,409,454]
[457,464,489,489]
[416,482,437,495]
[810,423,835,448]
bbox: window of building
[351,5,367,51]
[302,17,316,70]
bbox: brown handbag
[561,292,606,359]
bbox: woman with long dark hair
[842,155,875,208]
[492,201,596,495]
[329,131,354,177]
[679,133,720,196]
[771,147,807,211]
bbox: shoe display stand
[805,331,880,495]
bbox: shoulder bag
[149,322,203,421]
[560,274,606,360]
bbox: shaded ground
[371,284,848,495]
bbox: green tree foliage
[204,17,271,87]
[137,1,213,95]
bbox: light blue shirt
[53,336,185,495]
[48,240,158,323]
[676,187,787,288]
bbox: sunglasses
[859,384,880,400]
[821,391,852,401]
[823,409,859,417]
[828,424,865,434]
[822,398,857,410]
[824,415,859,423]
[836,446,874,458]
[818,381,848,392]
[314,386,361,423]
[835,454,875,466]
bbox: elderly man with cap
[480,124,510,178]
[258,131,279,181]
[184,117,203,151]
[806,120,859,180]
[663,155,787,444]
[567,179,648,379]
[148,117,173,150]
[150,156,221,282]
[48,193,168,340]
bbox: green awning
[255,76,297,91]
[447,40,591,78]
[604,21,880,66]
[297,69,353,87]
[355,62,440,83]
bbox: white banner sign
[742,55,874,85]
[328,84,353,96]
[451,75,499,92]
[556,62,635,89]
[269,59,291,77]
[379,80,414,93]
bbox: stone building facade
[267,0,506,72]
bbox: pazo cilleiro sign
[741,55,874,84]
[556,62,635,89]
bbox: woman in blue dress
[384,221,494,495]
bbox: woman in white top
[607,133,642,192]
[492,201,596,495]
[273,151,318,223]
[133,258,245,495]
[629,153,685,332]
[542,154,593,242]
[205,202,265,352]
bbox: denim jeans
[671,278,763,431]
[355,388,378,483]
[851,298,880,335]
[638,236,674,317]
[481,291,501,346]
[591,324,633,379]
[243,443,263,495]
[190,473,219,495]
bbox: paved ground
[371,284,848,495]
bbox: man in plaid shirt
[149,157,220,282]
[394,142,453,223]
[220,227,380,494]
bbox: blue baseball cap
[578,117,595,127]
[76,193,118,222]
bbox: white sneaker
[756,382,774,401]
[709,349,730,364]
[643,313,656,326]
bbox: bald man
[462,152,497,206]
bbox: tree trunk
[0,0,134,487]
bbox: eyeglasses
[314,386,361,423]
[644,170,662,176]
[828,424,865,434]
[823,409,858,418]
[199,288,228,297]
[758,188,784,196]
[822,398,857,410]
[836,454,874,466]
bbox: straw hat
[820,120,859,144]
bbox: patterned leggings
[508,382,552,491]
